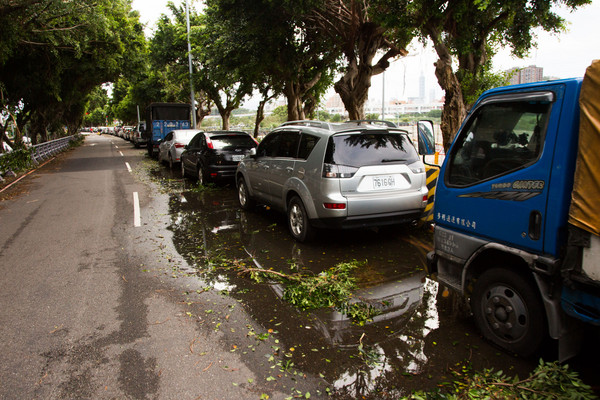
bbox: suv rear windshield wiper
[381,158,407,163]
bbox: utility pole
[186,0,197,128]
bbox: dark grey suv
[235,120,431,241]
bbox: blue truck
[144,103,192,157]
[426,60,600,360]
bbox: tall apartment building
[507,65,544,85]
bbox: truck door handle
[529,211,542,240]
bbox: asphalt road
[2,135,597,399]
[0,135,319,399]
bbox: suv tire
[237,178,255,210]
[287,196,314,242]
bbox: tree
[0,0,146,143]
[203,0,338,124]
[374,0,592,150]
[306,0,411,120]
[145,2,211,127]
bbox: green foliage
[0,146,35,174]
[282,261,362,310]
[457,61,511,107]
[244,259,379,325]
[1,0,146,139]
[403,359,597,400]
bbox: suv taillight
[322,163,358,178]
[174,143,185,148]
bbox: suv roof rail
[345,119,397,128]
[280,120,333,130]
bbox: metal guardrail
[30,135,80,164]
[0,135,80,176]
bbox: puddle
[143,165,540,397]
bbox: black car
[181,130,258,184]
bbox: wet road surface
[2,135,596,399]
[145,162,573,398]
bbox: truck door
[435,90,562,254]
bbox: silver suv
[235,120,431,241]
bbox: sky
[131,0,600,107]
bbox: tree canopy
[1,0,593,150]
[372,0,592,149]
[0,0,146,145]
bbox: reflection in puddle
[165,185,447,396]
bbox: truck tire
[287,196,315,243]
[471,267,545,356]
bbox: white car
[158,129,201,169]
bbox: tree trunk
[334,59,369,120]
[194,92,211,128]
[283,82,305,121]
[219,108,232,131]
[435,57,466,152]
[254,101,265,138]
[428,28,467,152]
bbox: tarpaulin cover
[569,60,600,236]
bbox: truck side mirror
[417,120,435,156]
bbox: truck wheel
[287,196,314,242]
[237,178,255,210]
[471,267,545,356]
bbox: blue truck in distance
[144,103,192,157]
[427,60,600,360]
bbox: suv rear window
[324,131,419,167]
[211,135,256,150]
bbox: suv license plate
[232,154,244,162]
[372,175,396,189]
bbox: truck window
[447,100,551,186]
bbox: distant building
[507,65,544,85]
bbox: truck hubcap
[482,285,528,341]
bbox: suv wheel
[181,160,186,178]
[237,178,255,210]
[168,153,174,169]
[287,196,314,242]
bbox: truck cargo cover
[569,60,600,235]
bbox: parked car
[132,122,147,148]
[235,120,430,242]
[158,129,200,169]
[181,130,258,184]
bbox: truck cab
[428,62,600,360]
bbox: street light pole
[186,0,197,128]
[381,71,385,120]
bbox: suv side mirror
[417,120,435,156]
[249,148,256,156]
